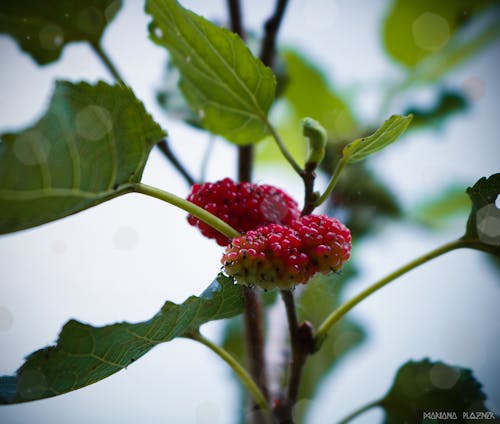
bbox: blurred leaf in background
[383,0,498,68]
[404,89,468,130]
[380,359,489,423]
[0,0,121,64]
[411,185,471,229]
[295,267,365,423]
[325,164,401,238]
[257,50,359,165]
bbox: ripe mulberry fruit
[222,215,351,289]
[291,214,351,273]
[187,178,300,246]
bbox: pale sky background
[0,1,499,423]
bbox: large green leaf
[464,173,500,248]
[0,274,244,404]
[295,268,365,423]
[380,359,490,423]
[0,0,121,65]
[146,0,276,145]
[383,0,497,67]
[343,114,413,163]
[0,81,165,235]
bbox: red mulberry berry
[291,215,351,275]
[187,178,300,246]
[221,215,351,289]
[222,224,308,289]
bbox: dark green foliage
[0,0,121,64]
[0,275,244,404]
[146,0,276,145]
[0,81,165,234]
[465,173,500,246]
[380,359,489,423]
[405,90,468,129]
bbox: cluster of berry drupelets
[187,178,351,289]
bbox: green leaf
[257,50,358,164]
[0,81,165,235]
[383,0,497,67]
[412,185,470,228]
[380,359,489,423]
[146,0,276,145]
[464,173,500,247]
[0,274,244,404]
[295,267,365,422]
[0,0,121,65]
[343,114,413,163]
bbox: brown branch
[228,2,271,421]
[259,0,290,68]
[301,163,318,215]
[242,286,270,403]
[227,0,246,40]
[157,139,196,187]
[278,290,315,423]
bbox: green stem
[132,183,240,240]
[90,42,125,85]
[314,155,349,207]
[187,332,273,424]
[338,399,381,424]
[265,118,304,177]
[315,238,470,347]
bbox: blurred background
[0,0,499,423]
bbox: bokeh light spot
[196,400,221,424]
[75,105,113,141]
[0,306,14,332]
[12,130,50,165]
[429,363,460,390]
[112,226,139,251]
[462,76,486,102]
[39,24,64,50]
[51,240,68,255]
[412,12,450,51]
[477,204,500,245]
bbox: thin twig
[314,237,499,348]
[301,163,317,215]
[279,290,315,421]
[259,0,290,68]
[157,139,196,187]
[186,332,273,424]
[338,399,381,424]
[90,44,199,188]
[229,2,272,419]
[90,42,125,85]
[314,155,349,207]
[227,0,246,40]
[133,183,240,240]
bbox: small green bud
[302,117,327,170]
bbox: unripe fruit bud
[303,117,327,170]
